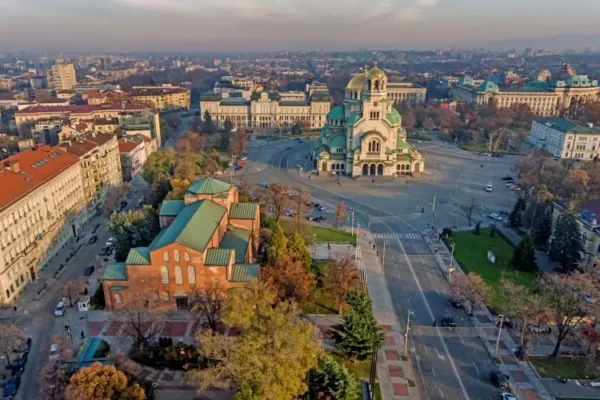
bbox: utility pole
[403,309,411,358]
[382,240,387,266]
[351,208,355,237]
[495,315,504,358]
[431,195,436,227]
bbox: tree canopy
[109,206,159,262]
[65,362,145,400]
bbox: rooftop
[130,87,188,96]
[102,263,128,281]
[220,225,252,263]
[187,177,232,195]
[15,103,148,115]
[118,137,142,153]
[159,200,185,217]
[125,248,150,265]
[535,118,600,134]
[205,248,233,266]
[0,146,79,212]
[58,132,115,157]
[229,203,258,220]
[231,264,259,282]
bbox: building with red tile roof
[118,136,148,181]
[130,85,190,111]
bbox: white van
[486,182,493,192]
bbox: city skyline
[1,0,599,52]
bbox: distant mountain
[484,33,600,52]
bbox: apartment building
[387,82,427,105]
[118,136,149,181]
[129,85,191,111]
[552,199,600,268]
[101,178,260,310]
[58,132,122,211]
[529,118,600,160]
[47,63,77,90]
[0,146,87,305]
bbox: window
[163,252,169,262]
[174,250,180,261]
[115,293,122,304]
[164,291,170,302]
[175,266,183,284]
[152,291,159,302]
[161,266,169,284]
[188,266,196,284]
[185,252,190,262]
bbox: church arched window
[374,80,380,90]
[368,80,371,91]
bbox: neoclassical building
[313,65,424,177]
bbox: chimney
[8,160,20,173]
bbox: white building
[530,118,600,160]
[386,82,427,105]
[47,63,77,90]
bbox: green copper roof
[102,263,127,281]
[327,105,344,120]
[346,74,365,90]
[150,200,227,253]
[230,203,258,220]
[220,225,252,263]
[535,118,600,134]
[396,154,414,161]
[329,134,346,148]
[231,264,260,282]
[347,112,362,125]
[396,140,412,149]
[386,108,401,125]
[187,177,232,195]
[205,248,233,266]
[159,200,185,217]
[125,247,150,265]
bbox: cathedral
[313,64,424,177]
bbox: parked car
[3,376,21,397]
[120,200,128,209]
[54,301,65,317]
[49,343,60,360]
[105,237,116,248]
[313,203,321,208]
[88,235,98,244]
[11,354,27,375]
[490,371,509,389]
[441,316,456,328]
[530,325,552,334]
[83,265,95,276]
[501,176,514,181]
[99,247,110,256]
[488,213,503,222]
[127,191,135,199]
[486,182,493,192]
[285,146,293,150]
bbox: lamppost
[382,240,388,266]
[495,315,504,358]
[64,312,74,344]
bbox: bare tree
[290,186,312,225]
[263,182,290,221]
[111,294,166,350]
[0,323,25,364]
[450,273,491,310]
[334,202,347,228]
[459,197,479,226]
[38,360,70,400]
[323,256,360,314]
[229,130,248,158]
[500,279,548,360]
[176,131,204,153]
[238,178,255,202]
[541,272,596,357]
[191,280,226,332]
[62,280,87,307]
[205,159,220,176]
[103,183,132,215]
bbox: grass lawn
[311,225,356,245]
[444,228,538,312]
[330,351,382,400]
[300,288,340,314]
[460,143,519,155]
[530,357,600,380]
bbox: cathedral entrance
[369,164,376,175]
[414,162,421,173]
[362,164,369,175]
[377,164,384,175]
[321,162,327,172]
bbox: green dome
[346,74,365,90]
[386,108,401,125]
[366,67,385,80]
[327,105,344,120]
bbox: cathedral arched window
[374,80,380,90]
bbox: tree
[142,148,176,183]
[292,123,303,135]
[331,290,384,362]
[450,273,491,310]
[205,159,220,176]
[102,183,132,215]
[290,186,312,226]
[565,169,590,200]
[63,279,87,307]
[66,362,145,400]
[512,235,537,272]
[334,202,347,228]
[509,196,526,229]
[223,117,234,133]
[38,360,70,400]
[263,256,314,303]
[176,131,204,153]
[188,285,321,399]
[308,354,361,400]
[191,280,225,332]
[549,207,584,272]
[110,294,166,349]
[541,272,596,357]
[0,323,25,364]
[202,110,216,134]
[229,130,248,158]
[287,231,311,270]
[109,207,159,262]
[422,116,435,131]
[144,173,172,209]
[238,178,254,203]
[263,182,290,221]
[173,152,202,181]
[266,223,288,266]
[459,197,479,226]
[323,256,360,314]
[219,130,231,150]
[167,177,191,200]
[532,209,552,248]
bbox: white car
[54,301,65,317]
[488,213,503,222]
[49,344,60,360]
[501,393,516,400]
[319,206,329,212]
[105,237,115,247]
[486,182,493,192]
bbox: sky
[0,0,599,52]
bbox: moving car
[3,376,21,397]
[49,343,60,360]
[441,316,456,328]
[11,354,27,375]
[488,213,503,221]
[83,265,95,276]
[490,371,509,389]
[54,301,65,317]
[501,176,514,181]
[486,182,493,192]
[88,235,98,244]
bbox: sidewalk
[423,228,552,400]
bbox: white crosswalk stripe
[372,232,422,240]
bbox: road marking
[472,362,479,374]
[459,332,466,344]
[438,387,445,399]
[431,366,436,376]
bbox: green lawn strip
[311,225,356,245]
[460,143,519,155]
[444,228,537,312]
[301,288,339,315]
[530,357,600,380]
[329,351,382,400]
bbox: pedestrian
[376,250,379,256]
[80,331,85,340]
[373,244,375,250]
[13,306,16,312]
[433,320,437,327]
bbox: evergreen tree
[509,197,526,229]
[291,123,303,135]
[223,117,234,133]
[267,223,288,266]
[490,224,496,238]
[474,222,481,235]
[308,354,361,400]
[331,290,384,362]
[512,235,537,272]
[202,110,216,134]
[287,232,311,270]
[532,209,552,248]
[549,209,584,272]
[219,130,231,150]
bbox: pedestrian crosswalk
[372,232,422,240]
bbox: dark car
[441,316,456,328]
[449,298,463,309]
[4,376,21,397]
[501,176,514,181]
[120,200,128,208]
[313,203,321,208]
[496,317,514,329]
[285,146,293,150]
[11,354,27,375]
[88,235,98,244]
[99,247,110,256]
[83,265,95,276]
[490,371,509,389]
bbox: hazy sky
[0,0,599,52]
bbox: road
[239,138,517,400]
